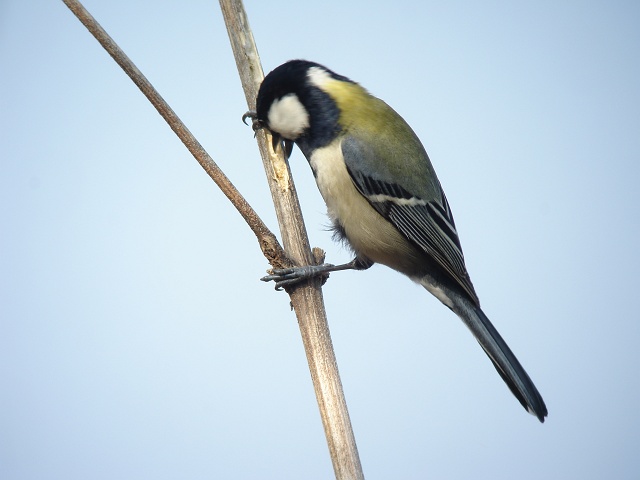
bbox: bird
[243,59,547,422]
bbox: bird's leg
[261,257,373,290]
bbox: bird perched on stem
[244,59,547,422]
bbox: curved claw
[242,110,265,135]
[242,110,256,125]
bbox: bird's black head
[252,60,354,157]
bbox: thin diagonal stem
[62,0,289,268]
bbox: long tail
[450,294,548,422]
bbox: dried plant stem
[219,2,364,479]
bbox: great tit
[244,59,547,422]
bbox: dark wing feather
[348,167,479,305]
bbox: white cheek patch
[267,93,309,140]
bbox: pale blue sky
[2,1,639,479]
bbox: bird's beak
[242,111,294,160]
[270,132,281,152]
[269,133,294,161]
[283,139,294,160]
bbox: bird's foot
[261,263,335,290]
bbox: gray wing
[343,138,479,305]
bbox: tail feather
[451,295,548,422]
